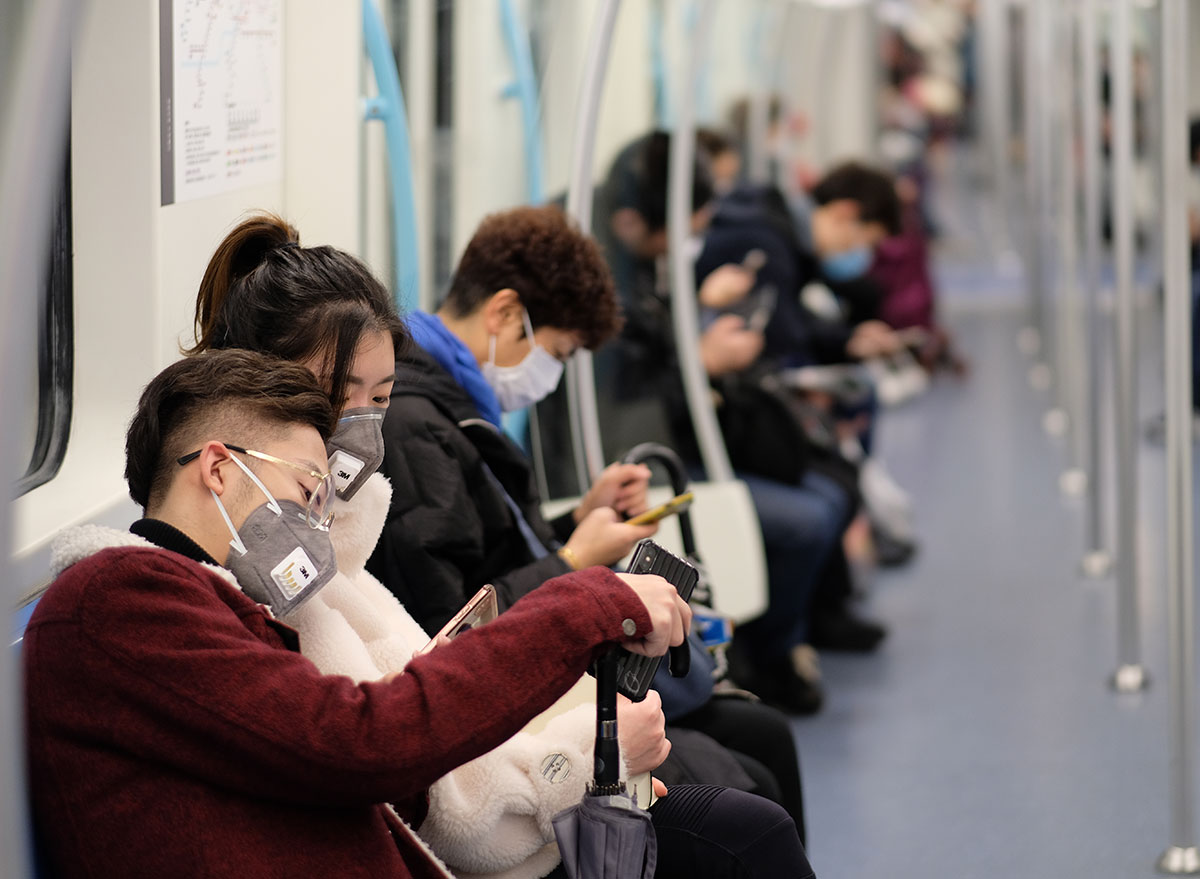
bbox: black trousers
[670,696,807,846]
[545,784,814,879]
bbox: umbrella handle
[592,651,622,792]
[621,442,698,557]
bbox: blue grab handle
[497,0,547,449]
[362,0,420,314]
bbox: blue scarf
[405,311,502,427]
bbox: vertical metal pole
[0,3,80,875]
[746,3,771,184]
[1156,0,1198,869]
[1109,0,1148,694]
[1079,0,1112,577]
[1056,0,1087,495]
[747,0,786,185]
[563,0,622,493]
[981,0,1018,271]
[668,0,733,484]
[1022,0,1052,386]
[1040,0,1072,439]
[1142,2,1164,299]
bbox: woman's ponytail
[187,212,299,354]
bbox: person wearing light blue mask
[696,156,908,366]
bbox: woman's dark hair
[442,206,622,350]
[810,162,903,237]
[188,212,408,408]
[126,349,335,510]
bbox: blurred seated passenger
[365,205,810,837]
[25,350,696,879]
[692,136,919,565]
[592,132,882,712]
[697,156,905,370]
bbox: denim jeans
[736,469,852,660]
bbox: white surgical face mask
[481,309,565,412]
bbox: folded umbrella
[551,651,656,879]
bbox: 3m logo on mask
[270,547,321,599]
[328,450,366,494]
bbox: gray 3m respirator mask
[212,454,337,617]
[326,408,386,501]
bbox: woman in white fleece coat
[289,471,615,879]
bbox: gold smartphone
[626,492,695,526]
[418,584,498,654]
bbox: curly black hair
[442,205,622,350]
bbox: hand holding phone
[418,585,498,654]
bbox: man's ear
[482,288,523,337]
[863,222,889,247]
[610,208,649,251]
[197,441,236,497]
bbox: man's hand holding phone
[562,508,658,570]
[615,572,691,658]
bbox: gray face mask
[213,456,337,617]
[325,408,386,501]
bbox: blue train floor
[794,290,1193,877]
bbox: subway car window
[15,135,72,498]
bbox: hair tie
[278,240,300,251]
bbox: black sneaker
[725,638,825,716]
[872,527,917,568]
[810,612,887,652]
[750,660,824,716]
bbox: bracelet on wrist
[557,546,582,571]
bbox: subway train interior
[4,0,1200,876]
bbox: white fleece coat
[286,473,610,879]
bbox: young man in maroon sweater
[24,350,689,879]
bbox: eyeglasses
[177,444,335,528]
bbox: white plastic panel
[11,0,367,602]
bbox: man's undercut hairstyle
[811,162,903,237]
[188,211,409,409]
[603,131,715,232]
[442,205,622,350]
[125,350,336,510]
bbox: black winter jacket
[366,344,576,635]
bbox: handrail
[649,0,671,127]
[497,0,546,463]
[668,0,734,483]
[1156,0,1197,870]
[1079,0,1110,576]
[498,0,545,206]
[746,0,788,185]
[0,0,81,872]
[362,0,422,314]
[746,5,772,183]
[563,0,623,492]
[1108,0,1147,694]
